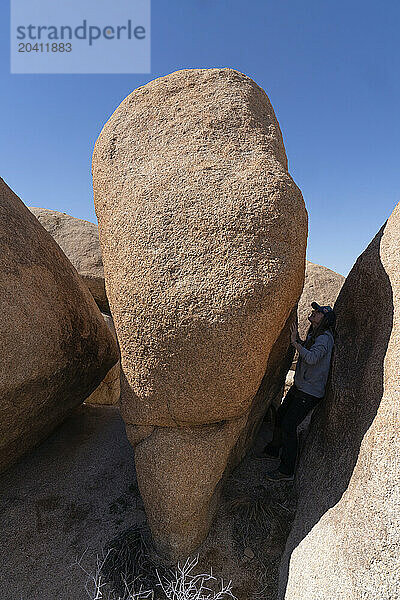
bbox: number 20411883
[18,43,72,52]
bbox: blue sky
[1,0,399,276]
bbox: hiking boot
[265,468,294,482]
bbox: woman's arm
[291,335,330,365]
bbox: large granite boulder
[0,178,119,473]
[29,207,109,313]
[279,201,400,599]
[93,68,307,558]
[298,261,344,337]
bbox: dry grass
[157,556,237,600]
[76,528,237,600]
[226,495,294,550]
[223,489,296,600]
[100,524,161,594]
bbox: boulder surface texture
[29,207,109,313]
[93,68,308,558]
[0,179,119,473]
[279,201,400,600]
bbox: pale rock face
[84,362,120,405]
[280,201,400,600]
[298,261,344,338]
[0,179,119,473]
[85,314,121,406]
[29,207,109,313]
[93,68,308,557]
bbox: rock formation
[279,201,400,599]
[29,207,109,313]
[85,314,120,405]
[92,68,307,558]
[0,178,119,473]
[298,261,344,338]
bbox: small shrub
[76,532,237,600]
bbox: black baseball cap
[311,302,336,326]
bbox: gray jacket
[294,329,334,398]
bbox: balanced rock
[298,261,344,337]
[280,201,400,599]
[0,179,119,472]
[29,207,109,313]
[93,68,307,557]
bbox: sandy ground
[0,403,302,600]
[0,405,143,599]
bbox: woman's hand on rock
[290,322,298,345]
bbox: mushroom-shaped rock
[280,201,400,600]
[29,207,109,313]
[0,179,119,473]
[93,68,308,558]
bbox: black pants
[265,385,321,475]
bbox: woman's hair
[303,313,335,349]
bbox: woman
[263,302,336,481]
